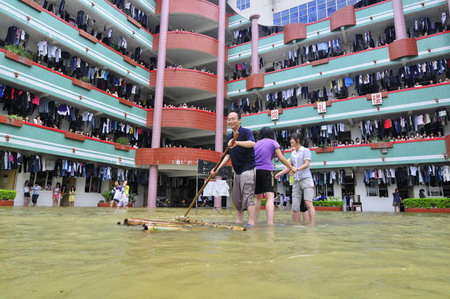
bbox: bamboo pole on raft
[177,132,239,222]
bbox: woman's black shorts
[255,170,275,194]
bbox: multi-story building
[0,0,449,211]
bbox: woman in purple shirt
[253,127,296,225]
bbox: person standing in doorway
[252,127,296,225]
[68,186,76,206]
[211,111,257,226]
[393,188,402,212]
[23,180,31,206]
[60,185,67,206]
[31,183,41,206]
[52,183,61,207]
[276,133,316,225]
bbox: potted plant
[4,45,35,66]
[98,191,113,207]
[114,137,130,151]
[0,189,16,206]
[0,114,24,127]
[313,197,344,211]
[128,193,137,208]
[315,144,334,153]
[403,198,450,213]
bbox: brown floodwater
[0,207,449,298]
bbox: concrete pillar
[250,13,260,75]
[214,0,227,209]
[147,0,170,208]
[392,0,407,40]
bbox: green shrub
[116,137,129,145]
[79,76,91,84]
[7,114,22,120]
[403,198,450,208]
[313,201,344,207]
[0,190,16,201]
[5,45,35,60]
[101,191,112,202]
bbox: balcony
[0,122,136,167]
[149,69,227,104]
[81,0,154,48]
[228,31,450,97]
[228,13,250,31]
[241,83,450,130]
[135,147,224,176]
[156,0,228,33]
[0,50,147,126]
[227,0,446,63]
[1,0,150,87]
[276,138,447,170]
[147,108,226,142]
[153,32,226,68]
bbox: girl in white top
[23,180,31,206]
[53,183,61,207]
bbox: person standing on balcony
[276,133,316,225]
[211,111,256,226]
[252,127,296,225]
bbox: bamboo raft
[122,218,247,232]
[119,133,245,233]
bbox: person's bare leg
[253,194,263,224]
[301,211,310,224]
[24,197,30,206]
[246,205,256,226]
[265,192,275,225]
[236,210,244,224]
[292,210,300,222]
[305,201,315,225]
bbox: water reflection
[0,208,449,298]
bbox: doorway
[341,175,356,210]
[61,177,76,206]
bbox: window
[379,182,388,197]
[85,177,102,193]
[273,0,355,26]
[316,184,335,197]
[290,6,298,14]
[237,0,250,10]
[308,13,317,23]
[366,180,379,197]
[31,172,53,189]
[366,180,388,197]
[318,9,327,20]
[327,6,336,15]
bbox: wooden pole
[178,132,239,221]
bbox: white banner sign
[371,93,383,105]
[270,109,279,121]
[317,102,327,113]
